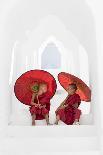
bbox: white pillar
[0,24,13,136]
[85,0,101,128]
[88,1,103,153]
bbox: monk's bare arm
[31,93,37,105]
[40,104,46,108]
[56,96,69,111]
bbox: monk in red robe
[29,83,51,125]
[55,83,81,125]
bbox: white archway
[8,15,91,123]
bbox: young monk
[55,83,81,125]
[30,83,51,126]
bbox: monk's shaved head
[38,83,47,95]
[69,83,77,91]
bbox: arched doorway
[41,42,61,69]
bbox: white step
[6,125,98,138]
[0,136,99,153]
[0,125,100,154]
[0,150,101,155]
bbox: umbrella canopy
[14,70,57,105]
[58,72,91,102]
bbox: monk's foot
[54,121,58,125]
[47,123,52,125]
[73,121,80,125]
[32,122,36,126]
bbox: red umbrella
[14,70,57,105]
[58,72,91,102]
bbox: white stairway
[0,125,101,155]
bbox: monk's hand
[31,102,36,106]
[42,105,46,108]
[36,103,41,108]
[31,102,39,107]
[72,103,78,108]
[39,104,46,109]
[39,105,42,109]
[34,104,39,107]
[61,105,68,109]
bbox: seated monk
[55,83,81,125]
[29,83,51,126]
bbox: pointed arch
[41,42,61,69]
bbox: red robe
[56,93,81,125]
[29,92,51,120]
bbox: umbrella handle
[37,95,40,104]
